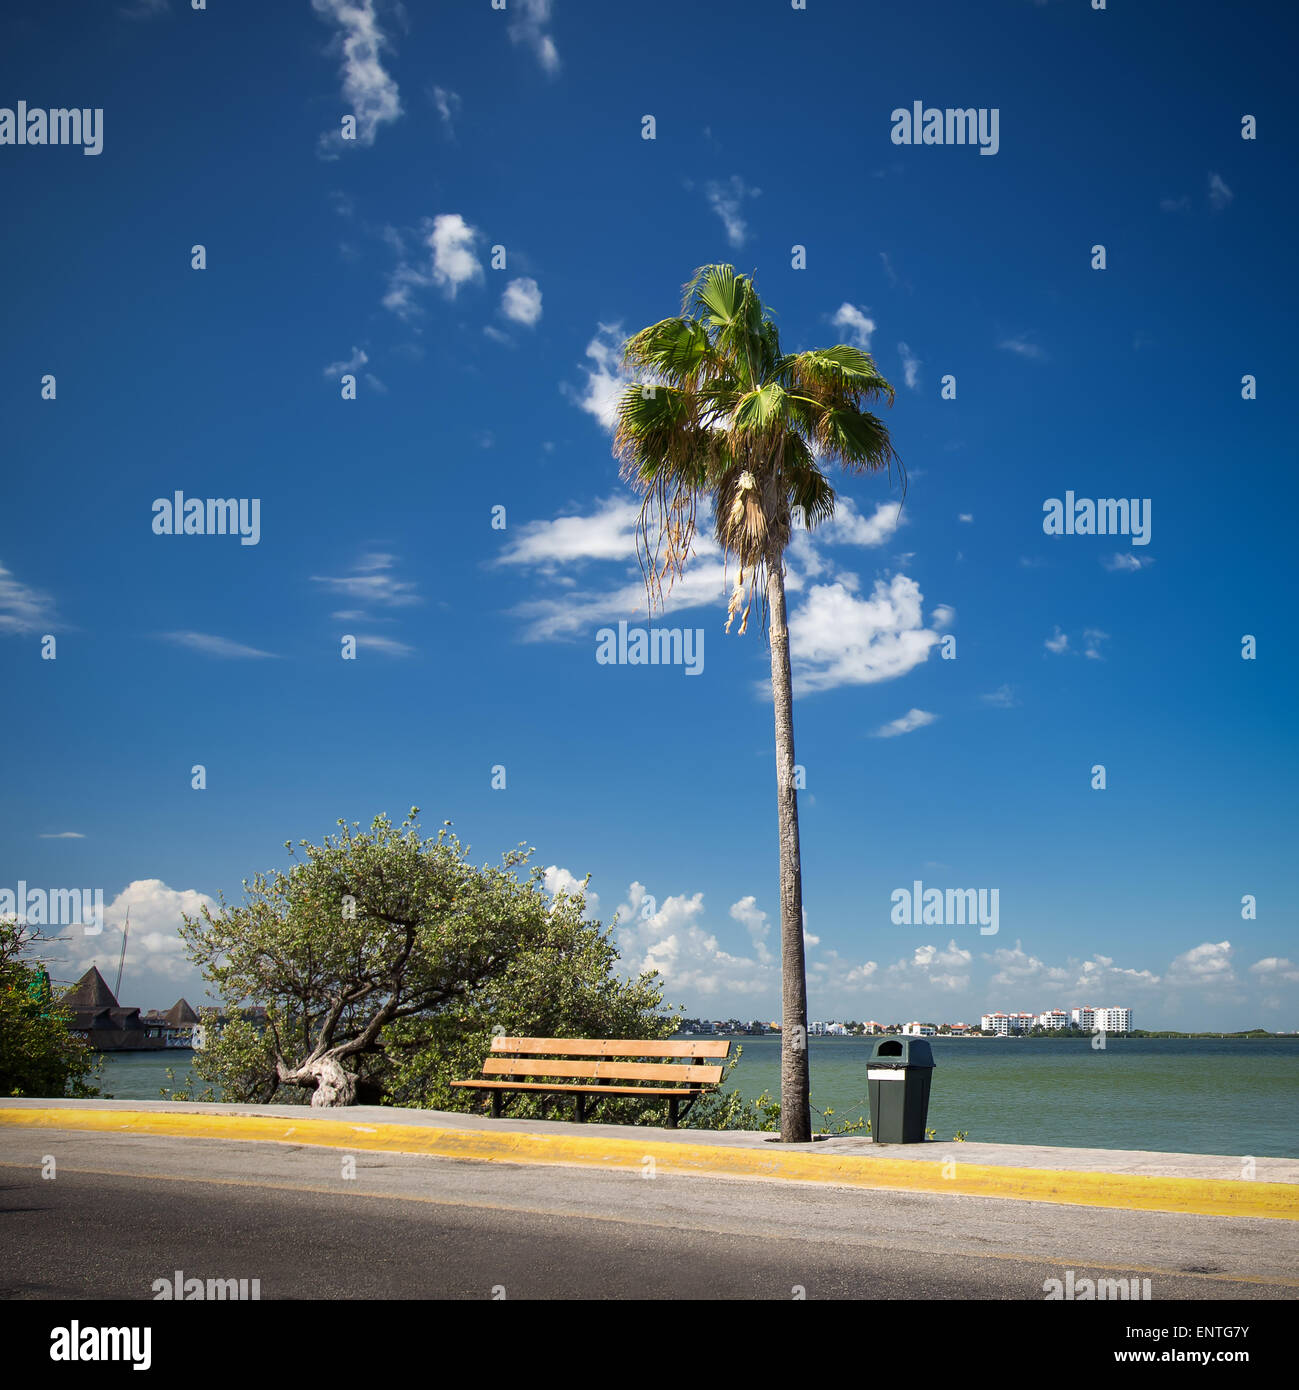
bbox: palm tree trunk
[766,544,812,1143]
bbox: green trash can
[868,1037,936,1143]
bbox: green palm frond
[623,318,714,384]
[733,382,792,433]
[778,347,896,406]
[615,264,902,627]
[785,447,837,529]
[814,406,900,475]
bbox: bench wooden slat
[490,1036,730,1059]
[450,1080,705,1096]
[455,1036,730,1127]
[482,1057,723,1084]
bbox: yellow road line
[2,1107,1295,1221]
[3,1159,1296,1290]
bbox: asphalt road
[2,1127,1296,1300]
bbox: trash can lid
[869,1037,936,1068]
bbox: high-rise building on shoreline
[981,1006,1132,1033]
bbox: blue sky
[2,0,1296,1029]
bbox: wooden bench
[451,1036,731,1128]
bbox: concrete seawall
[3,1098,1295,1221]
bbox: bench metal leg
[668,1097,679,1129]
[574,1095,586,1123]
[491,1091,503,1119]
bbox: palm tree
[614,264,901,1143]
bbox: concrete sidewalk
[2,1098,1295,1220]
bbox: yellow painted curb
[2,1107,1295,1221]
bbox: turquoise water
[715,1036,1299,1158]
[96,1037,1299,1158]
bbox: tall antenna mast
[114,904,130,1000]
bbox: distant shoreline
[675,1031,1298,1042]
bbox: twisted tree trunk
[766,543,812,1143]
[278,1053,358,1107]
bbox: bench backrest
[483,1036,730,1088]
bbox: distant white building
[1037,1010,1070,1030]
[1071,1006,1097,1031]
[1094,1006,1132,1032]
[981,1011,1034,1034]
[903,1021,937,1036]
[808,1020,827,1036]
[861,1021,882,1034]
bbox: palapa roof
[163,998,200,1026]
[62,966,119,1011]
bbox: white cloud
[832,303,875,349]
[705,176,759,247]
[499,490,926,671]
[382,215,484,316]
[0,560,58,635]
[898,342,920,389]
[311,554,420,607]
[39,831,85,839]
[70,880,219,994]
[958,513,973,523]
[1250,957,1299,984]
[1160,194,1191,213]
[824,498,902,547]
[873,708,937,739]
[788,500,902,579]
[501,276,543,327]
[729,896,773,965]
[1208,172,1234,211]
[986,943,1071,992]
[884,939,972,994]
[999,334,1046,360]
[352,634,415,656]
[382,258,432,318]
[499,496,639,568]
[543,865,599,918]
[787,573,943,696]
[431,85,461,132]
[981,685,1019,708]
[986,941,1161,997]
[323,346,368,377]
[160,632,277,659]
[1045,626,1070,654]
[508,0,560,75]
[806,949,880,999]
[312,0,402,152]
[1167,940,1236,990]
[1102,552,1153,572]
[563,322,629,432]
[1082,627,1109,660]
[613,883,773,998]
[429,213,484,297]
[511,560,730,643]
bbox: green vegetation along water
[96,1037,1299,1158]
